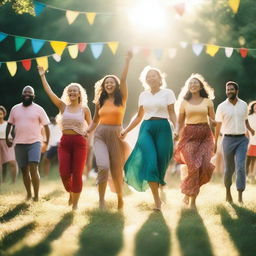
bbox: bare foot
[33,197,39,202]
[189,203,197,210]
[117,198,124,210]
[68,193,73,206]
[226,193,233,203]
[99,200,106,210]
[26,195,32,201]
[72,204,78,211]
[183,195,189,205]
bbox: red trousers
[58,134,87,193]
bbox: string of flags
[33,0,241,26]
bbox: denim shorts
[15,142,41,168]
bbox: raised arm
[120,106,144,139]
[37,66,65,112]
[119,51,133,102]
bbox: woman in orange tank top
[87,51,132,210]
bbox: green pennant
[15,37,26,51]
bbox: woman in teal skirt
[121,66,177,211]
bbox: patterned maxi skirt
[174,124,215,196]
[124,119,173,192]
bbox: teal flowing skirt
[124,119,173,192]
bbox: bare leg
[8,161,18,183]
[43,157,51,177]
[148,182,161,211]
[29,163,40,201]
[112,178,123,210]
[226,187,233,203]
[68,192,72,206]
[98,181,107,210]
[190,195,197,209]
[2,163,8,183]
[238,190,243,204]
[183,195,189,205]
[21,166,32,200]
[72,192,81,210]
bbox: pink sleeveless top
[61,106,87,136]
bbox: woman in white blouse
[121,66,177,211]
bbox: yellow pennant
[85,12,96,25]
[66,10,79,24]
[36,56,48,70]
[107,42,119,55]
[206,45,220,57]
[68,44,79,59]
[6,62,17,77]
[50,41,68,56]
[229,0,240,14]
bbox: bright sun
[127,0,167,30]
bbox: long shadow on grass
[0,203,29,223]
[0,222,36,254]
[10,212,73,256]
[76,210,124,256]
[177,209,213,256]
[217,204,256,256]
[134,212,170,256]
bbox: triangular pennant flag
[52,54,62,62]
[34,1,46,16]
[68,44,79,59]
[21,59,32,71]
[154,49,163,60]
[239,48,248,58]
[142,48,151,57]
[36,56,48,70]
[168,48,177,59]
[78,43,87,52]
[225,47,233,58]
[206,45,220,57]
[85,12,96,25]
[90,43,104,59]
[66,10,79,25]
[228,0,240,14]
[180,41,188,48]
[31,39,46,54]
[50,41,68,56]
[107,42,119,55]
[15,37,26,51]
[0,32,7,42]
[192,44,203,56]
[174,3,185,16]
[6,62,17,77]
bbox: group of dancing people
[1,51,256,211]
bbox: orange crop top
[98,100,125,125]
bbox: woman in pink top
[175,74,215,209]
[38,66,91,210]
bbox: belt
[224,134,245,137]
[149,117,167,120]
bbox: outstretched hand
[37,66,46,76]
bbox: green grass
[1,168,256,256]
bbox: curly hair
[93,75,123,108]
[248,101,256,115]
[0,105,7,117]
[139,66,167,90]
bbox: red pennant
[21,59,32,71]
[174,3,185,16]
[239,48,248,58]
[142,48,151,57]
[78,43,87,52]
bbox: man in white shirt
[215,81,255,204]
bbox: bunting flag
[225,47,233,58]
[107,42,119,55]
[34,1,46,16]
[6,62,17,76]
[240,48,248,58]
[90,43,104,59]
[174,3,185,16]
[31,39,46,54]
[0,32,7,42]
[206,45,220,57]
[153,49,163,60]
[21,59,32,71]
[192,44,204,56]
[168,48,177,59]
[142,48,151,57]
[68,44,79,59]
[78,43,87,52]
[15,37,27,51]
[50,41,68,56]
[52,54,62,62]
[228,0,240,14]
[36,56,48,70]
[66,10,79,25]
[180,41,188,48]
[85,12,96,25]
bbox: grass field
[1,168,256,256]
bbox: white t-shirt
[215,98,248,135]
[248,113,256,145]
[0,121,7,139]
[138,88,176,120]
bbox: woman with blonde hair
[38,67,91,210]
[86,52,132,210]
[121,66,177,211]
[175,74,215,209]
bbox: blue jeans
[222,135,249,191]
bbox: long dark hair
[249,102,256,115]
[184,78,209,100]
[94,75,123,108]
